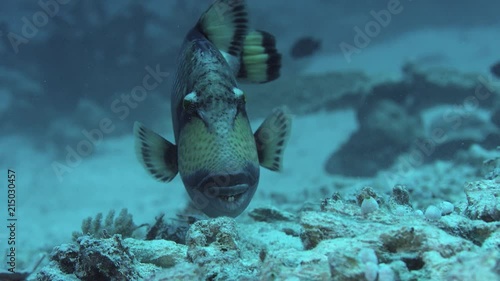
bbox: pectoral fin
[254,106,292,171]
[133,121,178,182]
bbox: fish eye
[183,92,198,112]
[233,87,246,104]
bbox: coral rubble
[36,179,500,280]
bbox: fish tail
[237,30,282,83]
[197,0,248,57]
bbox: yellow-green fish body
[134,0,291,217]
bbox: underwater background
[0,0,499,280]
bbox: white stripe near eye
[233,87,244,98]
[185,91,198,102]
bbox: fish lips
[183,166,260,217]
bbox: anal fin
[133,121,178,182]
[238,30,282,83]
[254,106,292,171]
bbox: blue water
[0,0,499,278]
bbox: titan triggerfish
[134,0,292,217]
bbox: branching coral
[72,208,137,241]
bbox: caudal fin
[197,0,248,57]
[254,106,292,171]
[238,30,282,83]
[133,121,178,182]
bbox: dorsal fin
[197,0,248,57]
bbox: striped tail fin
[238,30,282,83]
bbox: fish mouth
[198,182,254,217]
[198,173,252,204]
[208,184,249,202]
[184,168,259,217]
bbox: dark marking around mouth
[181,164,260,217]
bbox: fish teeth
[221,195,235,202]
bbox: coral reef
[144,212,204,245]
[72,208,137,241]
[36,178,500,280]
[37,235,141,281]
[464,180,500,222]
[185,217,258,280]
[247,206,296,222]
[324,65,499,177]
